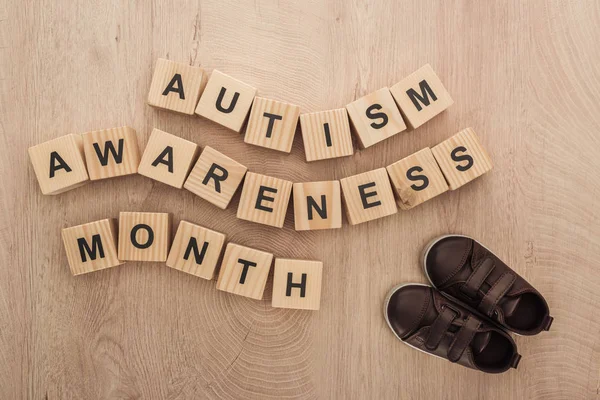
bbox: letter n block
[299,109,354,161]
[340,168,397,225]
[244,97,301,153]
[237,172,293,228]
[61,219,123,275]
[272,259,323,310]
[28,134,89,195]
[118,212,172,262]
[431,128,493,190]
[216,243,273,300]
[147,58,205,115]
[293,181,342,231]
[82,126,140,180]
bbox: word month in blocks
[118,212,172,262]
[244,97,301,153]
[216,243,274,300]
[147,58,205,115]
[82,126,140,180]
[345,87,407,149]
[166,220,226,280]
[237,172,293,228]
[138,129,200,188]
[340,168,397,225]
[184,146,248,209]
[431,128,493,190]
[293,181,342,231]
[390,64,453,130]
[61,218,123,275]
[299,108,354,162]
[195,69,258,132]
[272,259,323,310]
[386,148,448,210]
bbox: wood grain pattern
[244,96,301,153]
[340,168,398,225]
[147,58,205,115]
[293,181,342,231]
[216,243,274,300]
[271,258,323,310]
[82,126,140,180]
[299,108,354,161]
[118,212,172,262]
[236,172,293,228]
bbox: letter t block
[271,259,323,310]
[216,243,274,300]
[244,97,301,153]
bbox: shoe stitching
[407,290,431,337]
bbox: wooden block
[299,109,354,162]
[28,134,89,195]
[237,172,293,228]
[340,168,397,225]
[183,146,247,209]
[293,181,342,231]
[61,219,123,275]
[118,212,171,262]
[244,97,301,153]
[82,126,140,180]
[216,243,273,300]
[271,259,323,310]
[390,64,453,129]
[386,148,449,210]
[431,128,493,190]
[147,58,205,115]
[195,70,257,132]
[345,88,406,149]
[166,220,226,280]
[138,128,200,188]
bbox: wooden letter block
[386,148,449,210]
[345,88,407,148]
[147,58,205,115]
[293,181,342,231]
[244,97,301,153]
[183,146,247,209]
[138,129,200,189]
[195,70,257,132]
[166,220,226,280]
[82,126,140,180]
[271,259,323,310]
[28,134,89,195]
[431,128,493,190]
[237,172,293,228]
[299,109,354,162]
[216,243,273,300]
[340,168,397,225]
[61,219,123,275]
[390,64,453,129]
[118,212,171,262]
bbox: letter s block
[244,97,301,153]
[340,168,397,225]
[237,172,293,228]
[271,259,323,310]
[118,212,171,262]
[216,243,273,300]
[147,58,205,115]
[82,127,140,180]
[293,181,342,231]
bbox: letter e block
[340,168,397,225]
[237,172,293,228]
[244,97,301,153]
[299,109,354,162]
[272,259,323,310]
[147,58,205,115]
[216,243,273,300]
[293,181,342,231]
[118,212,171,262]
[82,126,140,180]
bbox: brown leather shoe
[384,284,521,373]
[423,235,553,336]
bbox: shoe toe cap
[386,284,431,339]
[425,236,472,286]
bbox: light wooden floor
[2,1,599,399]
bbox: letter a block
[431,128,493,190]
[28,134,89,195]
[244,97,301,153]
[82,126,140,180]
[195,70,257,132]
[386,148,448,210]
[340,168,397,225]
[166,220,226,280]
[118,212,171,262]
[61,219,123,275]
[147,58,205,115]
[216,243,274,300]
[237,172,293,228]
[293,181,342,231]
[299,109,354,162]
[272,259,323,310]
[138,129,200,188]
[390,64,453,129]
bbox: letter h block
[271,259,323,310]
[118,212,172,262]
[244,97,301,153]
[147,58,205,115]
[237,172,293,228]
[340,168,397,225]
[216,243,274,300]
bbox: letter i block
[390,64,453,129]
[166,220,226,280]
[138,129,200,188]
[147,58,205,115]
[118,212,172,262]
[299,109,354,161]
[244,97,301,153]
[340,168,397,225]
[61,219,123,275]
[237,172,293,228]
[345,88,407,149]
[431,128,493,190]
[271,259,323,310]
[183,146,248,209]
[293,181,342,231]
[195,70,258,132]
[28,134,89,195]
[82,127,140,180]
[386,148,449,210]
[216,243,274,300]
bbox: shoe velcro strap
[479,272,516,317]
[447,315,481,362]
[425,306,457,350]
[460,257,495,298]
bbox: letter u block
[271,259,323,310]
[340,168,397,225]
[293,181,342,231]
[82,126,140,180]
[244,97,301,153]
[216,243,274,300]
[237,172,293,228]
[118,212,172,262]
[147,58,205,115]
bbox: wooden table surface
[2,1,600,399]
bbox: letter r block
[237,172,293,228]
[216,243,273,300]
[118,212,172,262]
[340,168,397,225]
[271,259,323,310]
[147,58,205,115]
[82,126,140,180]
[293,181,342,231]
[244,97,301,153]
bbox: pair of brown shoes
[384,235,553,374]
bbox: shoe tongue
[499,295,522,317]
[471,332,492,355]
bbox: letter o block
[216,243,274,300]
[118,212,172,262]
[272,259,323,310]
[237,172,293,228]
[147,58,205,115]
[340,168,397,225]
[244,97,301,153]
